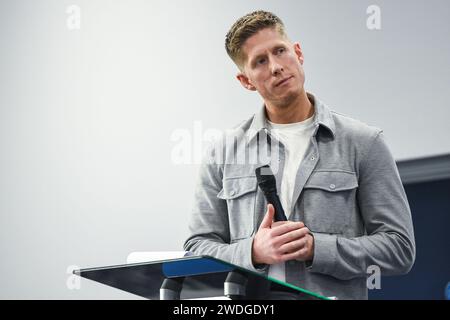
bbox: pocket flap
[217,176,258,199]
[304,170,358,192]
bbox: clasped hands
[252,204,314,265]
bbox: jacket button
[230,190,236,196]
[310,156,315,161]
[329,184,336,190]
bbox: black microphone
[255,165,287,222]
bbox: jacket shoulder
[331,111,382,142]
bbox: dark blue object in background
[369,178,450,300]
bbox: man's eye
[257,58,266,65]
[277,47,285,54]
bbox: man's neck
[265,90,314,124]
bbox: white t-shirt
[266,114,316,283]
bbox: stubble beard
[272,87,301,110]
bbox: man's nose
[270,59,284,76]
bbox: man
[183,10,415,299]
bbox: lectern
[74,255,329,300]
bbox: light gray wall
[0,0,449,298]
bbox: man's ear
[236,72,257,91]
[293,42,304,65]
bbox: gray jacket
[183,92,416,299]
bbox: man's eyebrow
[272,43,287,51]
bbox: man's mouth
[275,76,293,87]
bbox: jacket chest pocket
[217,176,257,241]
[301,170,358,234]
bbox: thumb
[259,204,275,230]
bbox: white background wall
[0,0,449,298]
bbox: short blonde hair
[225,10,287,69]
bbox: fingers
[270,221,305,237]
[274,227,310,247]
[277,237,307,255]
[279,247,309,262]
[277,234,314,262]
[271,220,289,228]
[259,204,275,230]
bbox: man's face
[237,27,305,108]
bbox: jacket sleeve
[308,131,416,280]
[183,142,267,274]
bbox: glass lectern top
[74,255,329,300]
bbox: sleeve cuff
[306,232,338,275]
[232,236,268,275]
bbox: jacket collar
[246,92,336,142]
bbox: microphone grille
[255,165,276,193]
[255,165,273,179]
